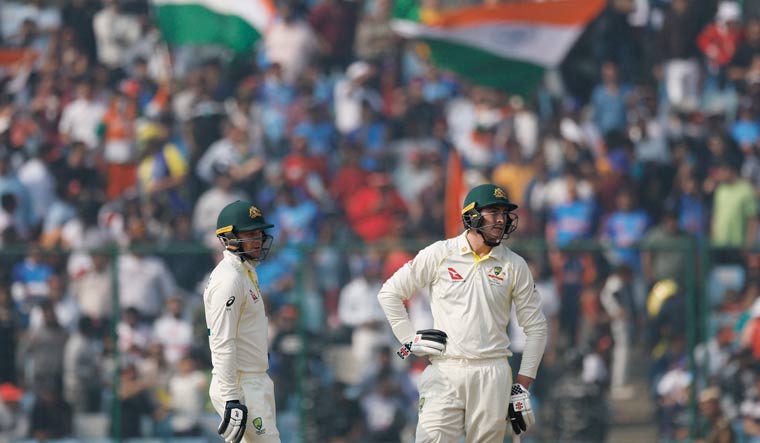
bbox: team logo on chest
[487,266,505,286]
[249,288,260,303]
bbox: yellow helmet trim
[216,225,234,235]
[461,202,476,214]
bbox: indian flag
[151,0,276,54]
[393,0,606,96]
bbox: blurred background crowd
[0,0,759,442]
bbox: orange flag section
[0,48,36,66]
[430,0,607,27]
[445,149,465,239]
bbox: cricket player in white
[378,184,548,443]
[205,200,280,443]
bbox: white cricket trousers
[416,357,512,443]
[210,372,281,443]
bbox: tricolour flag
[393,0,605,96]
[151,0,276,54]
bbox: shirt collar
[456,231,508,261]
[456,232,472,256]
[223,249,255,271]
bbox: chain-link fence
[3,238,756,443]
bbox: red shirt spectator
[344,173,407,242]
[698,2,744,68]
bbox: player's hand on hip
[218,400,247,443]
[507,383,534,434]
[397,329,447,359]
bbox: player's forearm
[377,289,416,343]
[211,340,240,401]
[518,320,548,379]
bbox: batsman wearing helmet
[204,200,280,443]
[378,184,547,443]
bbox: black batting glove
[218,400,247,443]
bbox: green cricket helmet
[216,200,274,261]
[461,184,518,246]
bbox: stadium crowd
[0,0,759,442]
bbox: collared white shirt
[203,251,269,401]
[378,231,547,378]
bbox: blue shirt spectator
[591,61,633,136]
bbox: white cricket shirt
[378,232,547,378]
[203,250,269,401]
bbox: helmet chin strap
[476,223,507,247]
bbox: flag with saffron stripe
[392,0,606,96]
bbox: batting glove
[397,329,447,359]
[218,400,247,443]
[507,383,534,435]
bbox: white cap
[346,61,372,81]
[717,1,742,23]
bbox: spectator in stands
[28,273,78,332]
[354,0,397,63]
[167,356,206,437]
[116,307,150,362]
[698,386,734,443]
[136,120,190,215]
[29,387,72,439]
[57,78,106,150]
[359,368,407,443]
[63,316,102,414]
[741,367,760,443]
[265,0,320,84]
[195,122,264,186]
[697,1,744,93]
[642,209,694,288]
[16,299,67,394]
[337,250,390,375]
[590,61,634,137]
[710,160,758,248]
[115,363,158,439]
[192,163,251,248]
[118,230,177,320]
[70,246,113,324]
[92,0,140,71]
[0,152,35,233]
[0,382,27,439]
[10,244,54,322]
[655,0,702,111]
[0,288,18,384]
[601,187,651,273]
[151,295,192,366]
